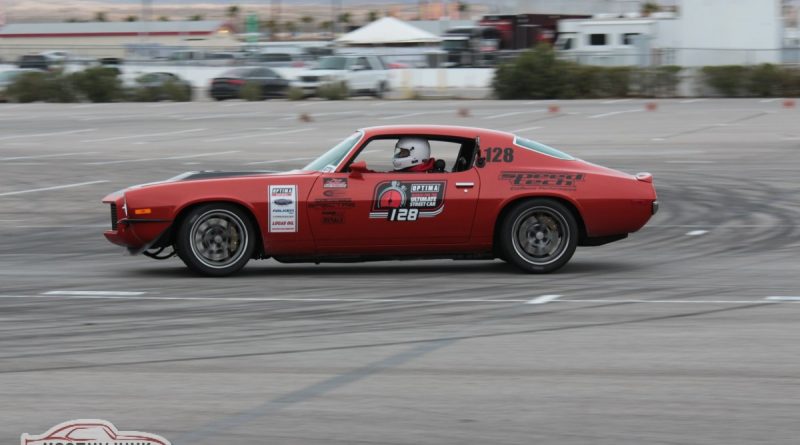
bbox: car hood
[103,169,315,201]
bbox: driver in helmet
[393,137,437,172]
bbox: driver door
[308,168,480,253]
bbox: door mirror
[349,160,369,178]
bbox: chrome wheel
[189,209,248,269]
[511,207,569,266]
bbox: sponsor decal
[321,210,345,224]
[370,180,445,221]
[21,419,170,445]
[269,185,297,233]
[323,189,347,197]
[308,198,355,209]
[499,171,585,190]
[323,178,348,189]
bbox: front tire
[175,204,255,276]
[498,199,578,273]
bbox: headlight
[122,193,128,217]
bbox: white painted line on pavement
[603,99,631,104]
[0,151,97,161]
[81,128,205,143]
[246,156,315,165]
[680,99,707,104]
[526,294,562,305]
[87,150,240,166]
[765,296,800,301]
[44,290,147,296]
[760,98,780,103]
[588,109,641,119]
[686,230,708,236]
[665,160,715,164]
[0,128,96,141]
[0,180,109,197]
[208,127,312,143]
[379,111,429,120]
[485,110,543,120]
[510,126,542,133]
[0,294,790,305]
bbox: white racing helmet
[393,137,431,170]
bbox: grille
[110,203,118,230]
[300,76,319,82]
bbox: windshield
[303,131,363,172]
[314,56,348,70]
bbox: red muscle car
[102,125,658,276]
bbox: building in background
[557,0,788,66]
[0,21,237,59]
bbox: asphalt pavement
[1,98,799,444]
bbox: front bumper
[103,195,171,254]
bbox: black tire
[498,199,578,273]
[373,81,387,99]
[175,203,256,276]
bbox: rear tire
[498,199,577,273]
[175,204,255,276]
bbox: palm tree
[300,15,314,32]
[641,2,661,16]
[125,15,138,22]
[367,10,379,22]
[285,21,297,34]
[158,16,170,22]
[320,20,333,31]
[95,11,108,22]
[189,14,204,21]
[227,5,240,19]
[337,12,351,25]
[457,1,469,19]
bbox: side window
[356,57,371,70]
[350,137,463,173]
[589,34,607,46]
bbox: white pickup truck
[294,54,390,98]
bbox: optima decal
[370,180,445,221]
[499,171,585,190]
[269,185,297,233]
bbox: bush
[317,81,349,100]
[287,86,306,101]
[779,67,800,97]
[6,71,77,103]
[632,65,682,97]
[747,64,782,97]
[493,44,564,99]
[701,65,748,97]
[238,81,263,101]
[161,79,192,101]
[70,67,122,102]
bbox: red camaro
[102,125,658,276]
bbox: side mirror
[349,160,368,179]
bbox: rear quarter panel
[472,134,656,243]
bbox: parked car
[0,69,43,101]
[294,55,389,98]
[209,67,290,100]
[17,54,50,70]
[132,72,193,101]
[101,125,658,276]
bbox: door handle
[455,182,474,188]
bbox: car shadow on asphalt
[127,259,639,278]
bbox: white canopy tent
[336,17,442,46]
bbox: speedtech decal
[499,171,585,189]
[370,180,445,221]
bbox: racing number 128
[484,147,514,163]
[388,208,419,221]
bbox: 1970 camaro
[102,125,658,276]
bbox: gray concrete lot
[1,98,799,444]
